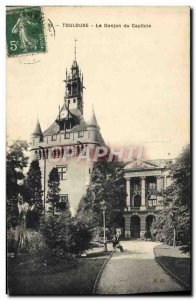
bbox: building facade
[123,159,173,239]
[30,55,104,214]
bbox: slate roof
[43,121,59,136]
[32,119,43,136]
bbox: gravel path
[95,241,185,295]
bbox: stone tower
[30,45,105,214]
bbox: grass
[7,256,107,295]
[154,244,191,289]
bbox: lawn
[154,244,191,290]
[7,256,107,295]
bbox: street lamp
[100,200,107,252]
[39,146,46,217]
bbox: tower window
[52,134,57,141]
[65,132,70,139]
[72,82,77,95]
[78,131,84,138]
[73,98,76,103]
[57,165,67,180]
[56,194,69,211]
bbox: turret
[32,119,43,138]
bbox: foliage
[6,140,29,228]
[152,145,191,252]
[46,168,60,216]
[24,160,43,228]
[7,227,46,255]
[39,213,93,266]
[77,161,127,236]
[69,217,93,254]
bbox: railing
[125,206,141,212]
[125,206,158,212]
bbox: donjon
[30,46,105,214]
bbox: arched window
[72,82,77,95]
[148,194,157,207]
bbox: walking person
[112,234,124,252]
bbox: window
[73,98,76,103]
[133,184,139,192]
[72,82,77,94]
[148,195,157,207]
[52,134,57,141]
[65,132,70,139]
[56,194,69,211]
[78,131,84,138]
[148,182,156,190]
[57,165,67,180]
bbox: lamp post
[39,146,46,217]
[101,200,107,252]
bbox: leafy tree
[39,214,92,266]
[6,140,29,228]
[46,167,60,216]
[77,161,127,237]
[69,217,93,254]
[153,145,191,252]
[25,160,43,228]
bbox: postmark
[6,6,46,57]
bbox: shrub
[69,218,93,255]
[39,214,93,265]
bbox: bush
[26,229,46,256]
[7,227,16,253]
[39,214,93,265]
[69,218,93,255]
[7,227,46,255]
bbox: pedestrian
[113,234,124,252]
[112,235,118,250]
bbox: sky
[7,6,190,160]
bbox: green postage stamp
[6,6,46,57]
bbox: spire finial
[74,39,77,61]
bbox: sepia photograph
[6,6,191,295]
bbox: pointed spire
[72,39,78,68]
[32,119,43,137]
[74,39,77,61]
[89,107,100,129]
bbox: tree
[39,214,93,266]
[153,145,191,252]
[46,167,60,216]
[6,140,29,228]
[25,160,43,228]
[77,161,127,237]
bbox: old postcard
[6,6,191,295]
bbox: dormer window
[52,134,57,141]
[78,131,84,138]
[65,132,70,139]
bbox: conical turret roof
[89,109,100,129]
[32,119,43,136]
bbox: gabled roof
[125,159,174,170]
[43,121,59,136]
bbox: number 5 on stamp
[6,6,46,57]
